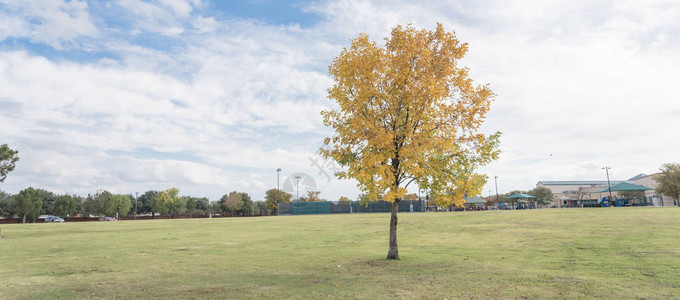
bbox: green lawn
[1,208,679,299]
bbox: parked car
[99,217,117,221]
[45,216,65,223]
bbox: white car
[45,216,65,223]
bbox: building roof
[595,182,654,192]
[507,193,535,199]
[628,174,648,181]
[629,173,660,181]
[464,197,486,204]
[537,181,624,186]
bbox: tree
[126,193,136,216]
[15,187,42,223]
[0,144,19,182]
[184,196,197,217]
[194,197,210,216]
[83,191,130,217]
[656,163,680,204]
[38,189,57,216]
[488,193,507,206]
[264,189,292,215]
[159,188,183,217]
[306,190,323,202]
[52,195,76,218]
[211,201,221,216]
[195,197,210,211]
[83,194,95,216]
[251,201,260,216]
[151,192,169,216]
[111,194,132,218]
[357,193,375,203]
[83,193,99,216]
[528,186,554,206]
[567,189,590,205]
[403,193,419,201]
[92,191,114,217]
[321,24,500,259]
[240,193,253,216]
[0,190,15,218]
[256,201,269,215]
[338,196,351,202]
[220,192,240,214]
[220,191,253,216]
[138,190,160,216]
[73,195,86,216]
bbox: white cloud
[192,16,217,33]
[0,11,30,40]
[115,0,203,36]
[1,0,679,203]
[0,21,338,199]
[0,0,98,48]
[302,0,680,194]
[158,0,198,17]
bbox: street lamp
[602,166,613,206]
[277,168,282,191]
[135,192,139,220]
[276,168,282,216]
[295,175,302,201]
[494,175,499,203]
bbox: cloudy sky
[1,0,679,201]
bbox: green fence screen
[291,201,332,215]
[279,200,425,215]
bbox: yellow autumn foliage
[321,23,501,208]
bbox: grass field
[1,208,679,299]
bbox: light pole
[494,175,499,204]
[295,175,302,201]
[277,168,282,191]
[276,168,281,216]
[602,166,613,206]
[135,192,139,220]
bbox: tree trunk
[22,214,26,224]
[386,200,400,260]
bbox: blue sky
[1,0,679,201]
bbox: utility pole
[295,175,302,201]
[602,166,613,206]
[135,192,139,220]
[276,168,281,216]
[494,175,499,203]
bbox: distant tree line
[4,162,677,222]
[1,186,357,222]
[0,187,293,223]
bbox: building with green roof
[537,173,674,208]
